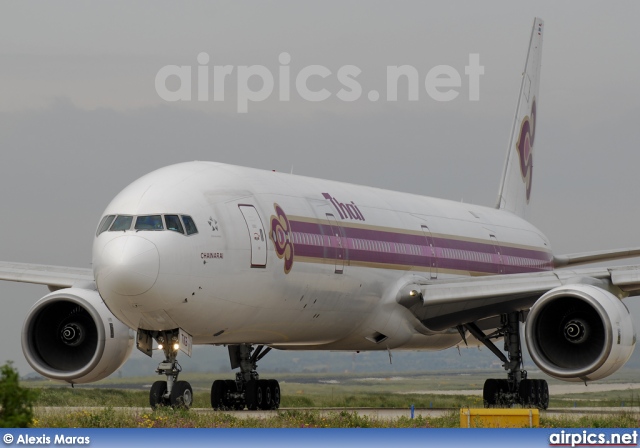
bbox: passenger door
[326,213,345,274]
[238,205,267,268]
[421,224,438,280]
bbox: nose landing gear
[147,330,193,410]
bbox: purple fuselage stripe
[289,219,553,274]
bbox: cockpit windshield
[181,215,198,235]
[135,215,164,231]
[97,214,198,236]
[110,215,133,231]
[165,215,184,234]
[96,215,116,236]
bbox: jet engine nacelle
[22,287,134,384]
[525,284,636,382]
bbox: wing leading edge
[554,247,640,267]
[0,261,93,290]
[398,265,640,332]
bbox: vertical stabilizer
[496,18,544,219]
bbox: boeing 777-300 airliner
[0,18,637,411]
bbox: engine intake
[22,287,134,384]
[525,284,636,382]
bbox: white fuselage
[92,161,553,352]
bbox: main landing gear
[149,330,193,410]
[211,344,281,411]
[460,312,549,410]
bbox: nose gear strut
[148,330,193,409]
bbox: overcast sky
[1,1,639,374]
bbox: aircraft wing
[399,265,640,331]
[554,247,640,267]
[0,260,94,290]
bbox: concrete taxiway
[35,406,640,420]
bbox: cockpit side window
[96,215,116,236]
[165,215,184,234]
[181,215,198,235]
[110,215,133,231]
[135,215,164,231]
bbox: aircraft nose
[96,235,159,296]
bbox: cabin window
[97,215,115,236]
[135,215,164,231]
[110,215,133,231]
[165,215,185,234]
[181,215,198,235]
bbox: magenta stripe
[291,221,551,259]
[291,220,549,260]
[295,245,546,274]
[288,219,553,274]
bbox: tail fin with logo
[496,18,544,219]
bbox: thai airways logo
[516,98,536,202]
[270,203,294,274]
[322,193,365,221]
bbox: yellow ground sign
[460,408,540,428]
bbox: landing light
[157,344,164,350]
[408,289,423,302]
[173,343,180,351]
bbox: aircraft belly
[174,265,409,345]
